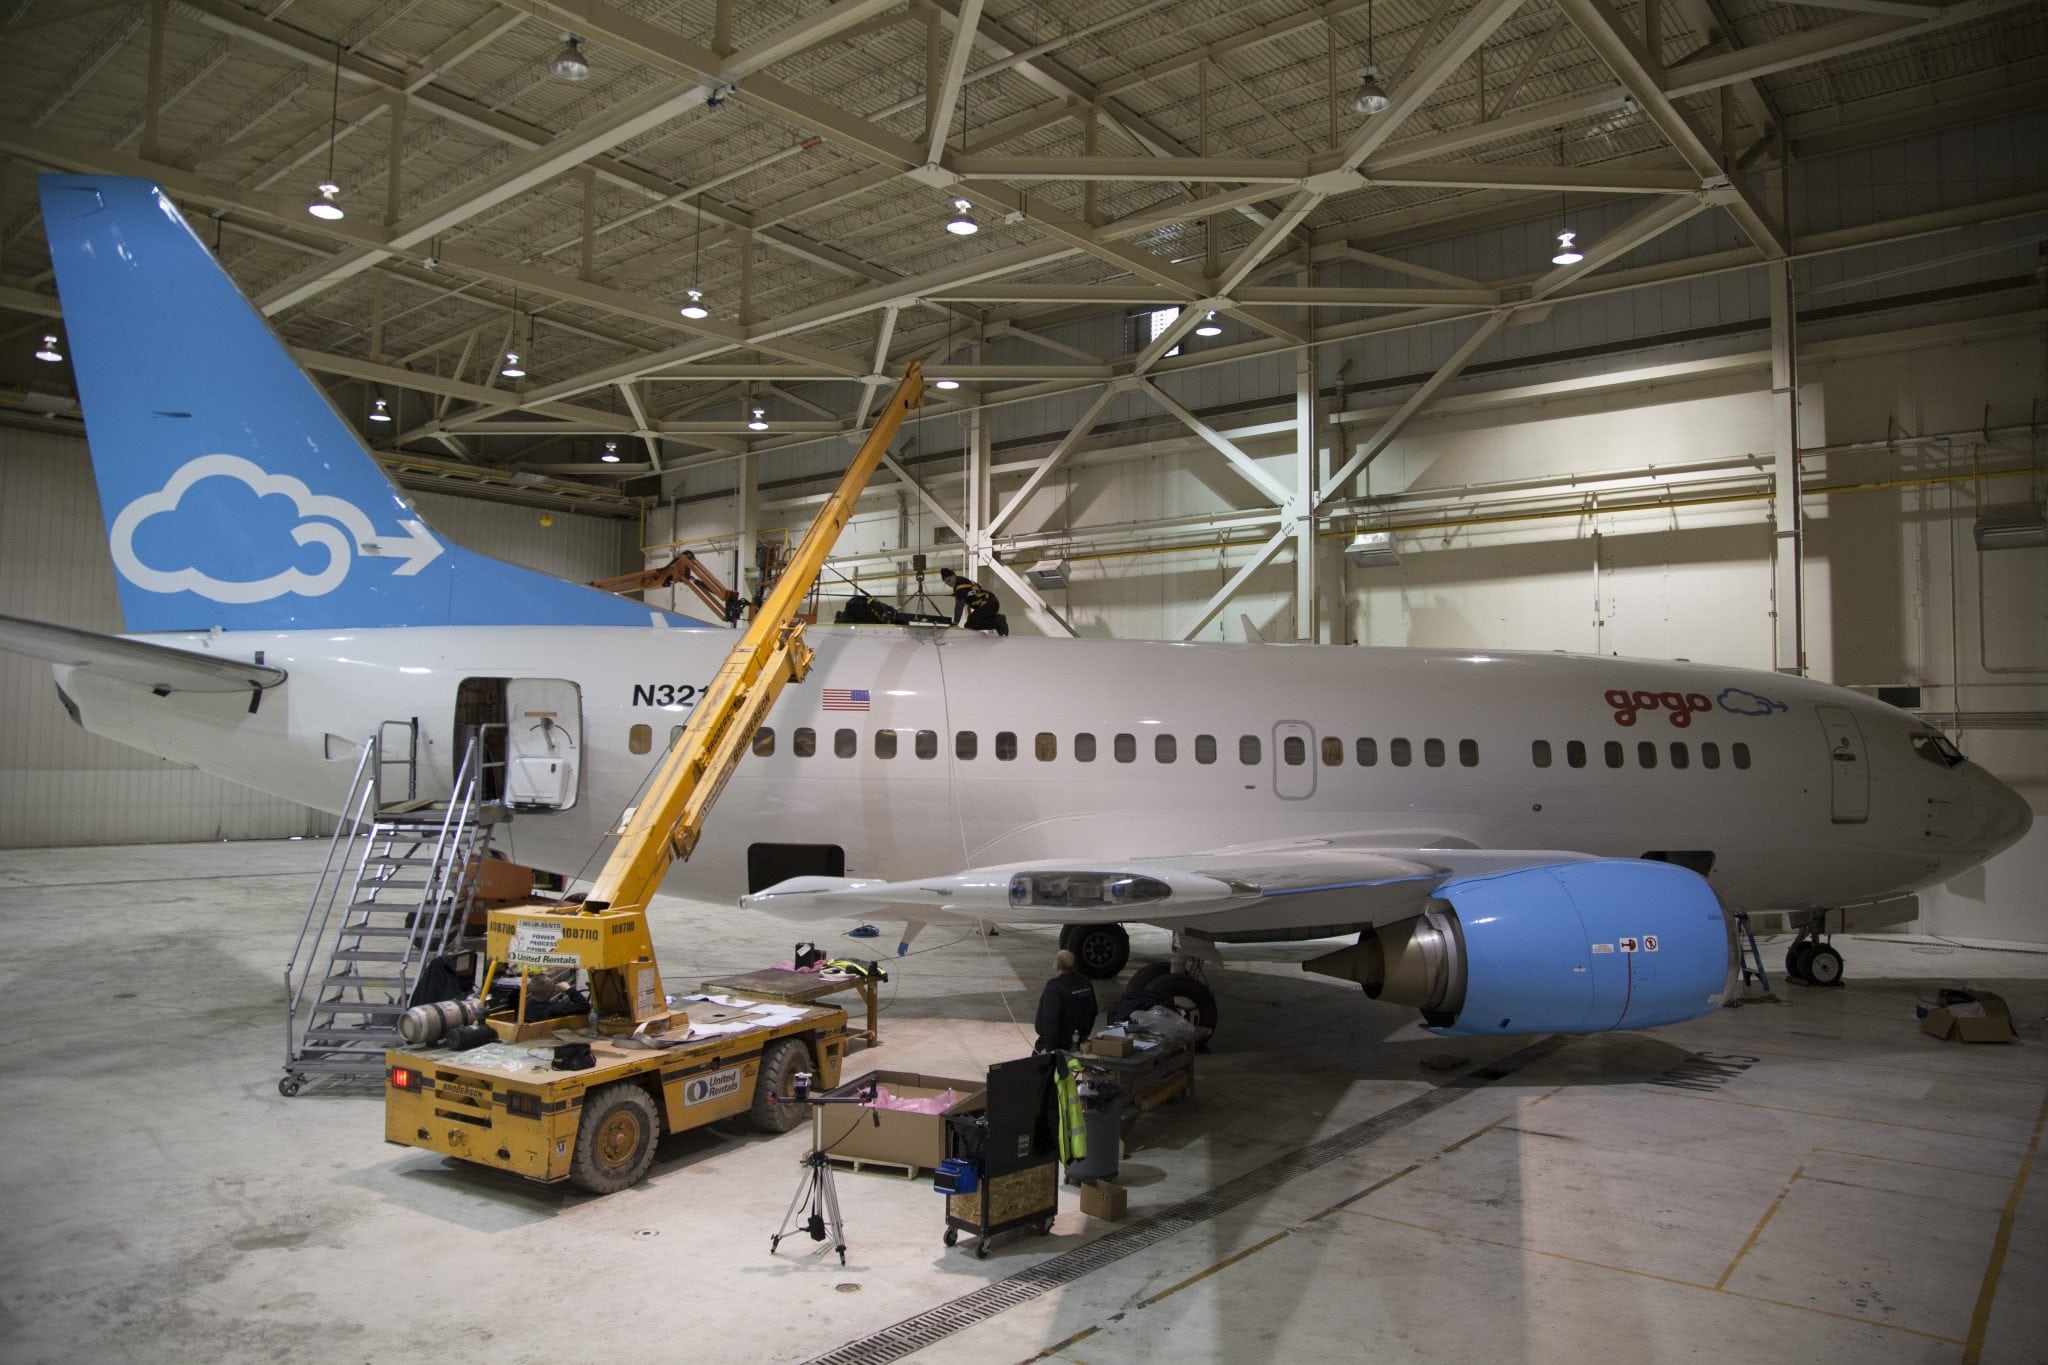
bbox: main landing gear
[1059,923,1129,979]
[1783,920,1845,988]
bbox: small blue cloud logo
[1717,687,1787,718]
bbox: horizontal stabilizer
[0,613,284,693]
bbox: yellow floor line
[1808,1145,2014,1180]
[1341,1207,1964,1346]
[1031,1323,1099,1360]
[1717,1164,1802,1289]
[1641,1090,2032,1143]
[1137,1228,1296,1307]
[1962,1081,2048,1365]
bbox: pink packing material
[868,1085,962,1114]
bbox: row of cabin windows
[1531,738,1752,770]
[728,727,1481,768]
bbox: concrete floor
[1,838,2043,1365]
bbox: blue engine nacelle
[1356,861,1736,1036]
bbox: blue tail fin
[39,175,694,633]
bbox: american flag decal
[822,688,871,711]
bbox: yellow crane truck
[384,366,924,1194]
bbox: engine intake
[1308,860,1735,1036]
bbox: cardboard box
[1079,1179,1127,1222]
[1084,1034,1133,1058]
[818,1070,984,1171]
[1921,990,2017,1044]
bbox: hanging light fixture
[945,198,979,236]
[549,34,591,82]
[1550,129,1583,265]
[1194,310,1222,337]
[679,196,709,317]
[600,440,622,463]
[368,395,392,423]
[34,334,63,363]
[308,43,346,220]
[1351,1,1391,116]
[934,376,961,390]
[747,406,769,432]
[934,316,961,388]
[501,291,526,377]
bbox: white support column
[141,0,166,162]
[737,450,759,602]
[1293,319,1317,642]
[1768,260,1805,675]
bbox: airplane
[2,175,2032,1044]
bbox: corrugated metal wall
[0,428,636,848]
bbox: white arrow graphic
[356,519,443,576]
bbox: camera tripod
[768,1076,874,1266]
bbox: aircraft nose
[1975,768,2033,858]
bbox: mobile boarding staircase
[280,721,505,1095]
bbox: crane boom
[583,363,926,916]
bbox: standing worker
[940,567,1008,636]
[1034,949,1098,1053]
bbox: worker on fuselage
[940,567,1007,635]
[1034,949,1098,1053]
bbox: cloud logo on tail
[110,454,441,603]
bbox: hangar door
[1815,705,1868,825]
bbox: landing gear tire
[1785,942,1816,980]
[1804,944,1844,986]
[570,1083,659,1194]
[750,1037,815,1134]
[1061,923,1130,979]
[1152,972,1218,1038]
[1124,961,1173,997]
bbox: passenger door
[505,678,582,810]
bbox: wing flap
[0,613,286,694]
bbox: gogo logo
[1606,688,1714,728]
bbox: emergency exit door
[1816,705,1868,824]
[1272,720,1317,801]
[505,678,582,810]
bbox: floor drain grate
[809,1035,1568,1365]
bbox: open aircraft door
[504,678,583,811]
[1816,704,1868,824]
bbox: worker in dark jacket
[1034,948,1098,1053]
[940,567,1008,636]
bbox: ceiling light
[1351,67,1391,117]
[500,350,525,378]
[600,441,621,463]
[945,198,979,236]
[308,181,344,221]
[1975,502,2048,551]
[679,287,708,320]
[1344,532,1401,568]
[549,35,591,82]
[1551,229,1583,266]
[1194,310,1222,337]
[368,396,392,423]
[747,406,768,431]
[934,377,960,390]
[34,334,63,363]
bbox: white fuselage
[57,624,2029,931]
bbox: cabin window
[1532,740,1553,768]
[956,730,977,760]
[1604,740,1624,768]
[1357,738,1378,767]
[1035,733,1057,761]
[793,727,816,758]
[1700,741,1720,769]
[752,727,775,757]
[874,729,898,760]
[1156,734,1177,764]
[835,729,857,759]
[1732,742,1752,770]
[1391,737,1412,767]
[628,724,652,756]
[1669,741,1689,769]
[1567,740,1587,769]
[1075,733,1097,763]
[915,729,937,760]
[1459,738,1479,767]
[1321,737,1344,766]
[670,725,685,748]
[1240,735,1261,765]
[995,731,1018,761]
[1281,735,1306,765]
[1424,738,1446,768]
[1637,740,1657,769]
[1195,734,1217,764]
[1114,733,1136,763]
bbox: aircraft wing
[743,837,1599,929]
[0,613,286,694]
